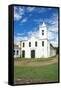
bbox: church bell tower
[39,22,48,39]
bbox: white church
[14,22,56,58]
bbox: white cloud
[48,25,58,33]
[48,30,58,47]
[32,31,39,38]
[14,7,22,20]
[19,7,24,15]
[21,18,27,23]
[27,31,33,36]
[33,18,43,24]
[17,33,25,36]
[27,7,35,12]
[48,31,55,40]
[14,13,22,21]
[27,30,39,38]
[14,27,39,45]
[46,12,58,33]
[14,6,24,21]
[14,36,28,45]
[44,12,58,47]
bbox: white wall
[47,41,50,57]
[50,46,56,57]
[47,42,56,57]
[21,37,48,58]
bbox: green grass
[14,63,58,81]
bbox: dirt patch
[14,56,58,67]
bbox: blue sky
[14,5,58,47]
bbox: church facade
[14,22,56,58]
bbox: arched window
[23,42,25,47]
[42,41,44,47]
[42,30,44,35]
[29,42,31,47]
[35,41,37,47]
[22,50,25,58]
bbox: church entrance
[22,50,25,58]
[31,50,35,58]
